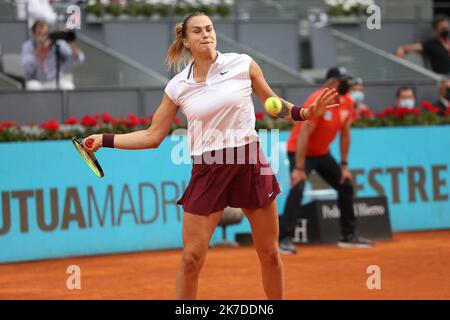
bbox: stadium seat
[1,53,25,87]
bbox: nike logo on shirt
[220,71,229,75]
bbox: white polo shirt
[164,52,260,156]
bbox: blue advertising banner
[229,126,450,241]
[0,137,192,263]
[334,126,450,231]
[1,126,449,263]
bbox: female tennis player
[83,12,339,300]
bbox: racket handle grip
[85,138,94,148]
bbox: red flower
[0,121,16,130]
[119,114,139,128]
[409,107,421,115]
[81,115,97,127]
[444,108,450,116]
[148,114,154,121]
[255,112,265,121]
[102,112,115,124]
[396,106,415,119]
[359,109,374,118]
[421,101,433,110]
[64,117,78,125]
[46,119,60,132]
[396,106,410,115]
[378,105,423,119]
[40,119,60,132]
[421,101,440,113]
[376,111,385,119]
[381,106,395,117]
[401,106,411,112]
[139,117,148,126]
[123,114,139,127]
[429,106,441,113]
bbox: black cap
[325,66,353,81]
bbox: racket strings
[72,138,104,177]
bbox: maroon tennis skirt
[177,141,281,215]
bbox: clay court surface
[0,230,449,300]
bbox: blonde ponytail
[166,22,189,71]
[165,12,209,71]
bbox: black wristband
[102,133,115,148]
[295,167,305,172]
[291,105,305,121]
[341,161,348,166]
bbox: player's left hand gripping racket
[72,137,104,178]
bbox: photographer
[21,20,85,90]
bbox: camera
[48,30,77,43]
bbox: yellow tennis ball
[264,97,282,115]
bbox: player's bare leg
[242,200,284,299]
[176,210,223,299]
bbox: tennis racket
[72,137,104,178]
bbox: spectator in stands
[348,77,373,119]
[395,86,416,109]
[21,20,85,90]
[434,78,450,115]
[396,15,450,75]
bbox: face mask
[399,98,415,109]
[350,91,365,103]
[440,29,449,39]
[337,81,349,95]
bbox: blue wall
[227,126,450,243]
[0,138,192,263]
[1,126,449,263]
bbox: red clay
[0,230,449,300]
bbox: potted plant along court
[326,0,374,24]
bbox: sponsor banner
[293,197,392,244]
[0,138,192,263]
[1,126,449,262]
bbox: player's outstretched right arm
[83,93,178,152]
[249,60,338,121]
